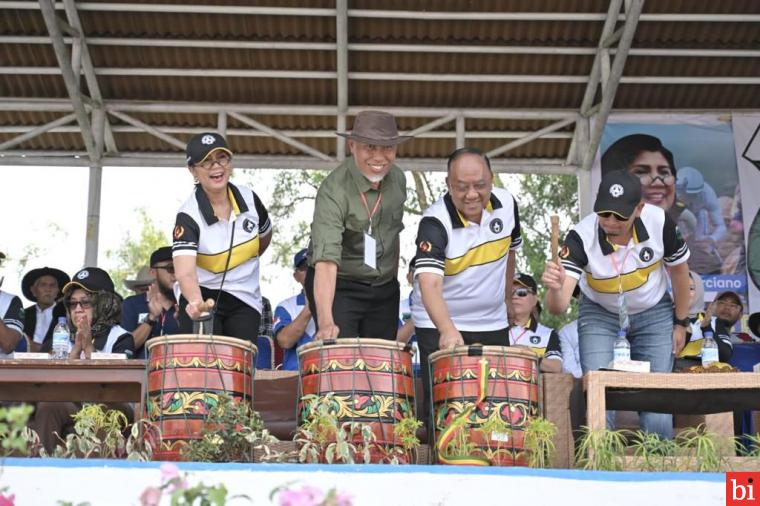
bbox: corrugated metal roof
[0,0,758,166]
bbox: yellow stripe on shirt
[197,235,260,274]
[584,260,662,294]
[444,237,511,276]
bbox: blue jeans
[578,293,674,439]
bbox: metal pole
[108,110,187,150]
[217,111,227,137]
[335,0,348,161]
[579,0,623,117]
[486,117,577,158]
[455,116,465,149]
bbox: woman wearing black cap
[172,132,272,341]
[33,267,135,454]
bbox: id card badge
[618,291,630,331]
[364,232,377,269]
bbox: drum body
[147,335,257,461]
[298,338,416,463]
[430,346,540,466]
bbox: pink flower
[0,494,15,506]
[160,462,181,482]
[278,489,316,506]
[334,492,353,506]
[139,486,162,506]
[300,485,325,504]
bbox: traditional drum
[429,345,540,466]
[297,338,416,463]
[146,335,257,461]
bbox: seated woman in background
[676,270,733,368]
[33,267,135,454]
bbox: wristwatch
[673,317,690,328]
[143,316,157,326]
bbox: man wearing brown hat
[306,110,411,341]
[21,266,69,352]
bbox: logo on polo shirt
[242,219,254,233]
[76,270,89,280]
[174,225,185,240]
[201,134,216,145]
[490,218,503,234]
[530,335,541,344]
[419,241,432,253]
[610,184,624,198]
[640,247,654,262]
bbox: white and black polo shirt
[412,187,522,331]
[559,203,689,315]
[679,314,733,358]
[508,317,562,361]
[0,290,25,358]
[173,182,271,313]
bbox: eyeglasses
[67,299,92,310]
[597,211,629,222]
[512,288,534,297]
[195,153,231,171]
[635,173,675,186]
[154,265,175,274]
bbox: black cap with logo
[63,267,115,295]
[594,169,642,219]
[186,132,233,167]
[514,273,538,294]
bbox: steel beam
[486,117,577,158]
[581,0,645,172]
[0,112,76,151]
[335,0,348,162]
[107,110,186,150]
[228,111,333,161]
[38,0,97,161]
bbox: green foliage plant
[522,417,557,469]
[474,414,513,463]
[0,404,42,457]
[181,394,278,463]
[441,414,477,460]
[575,427,627,471]
[52,404,153,460]
[630,430,679,472]
[677,425,732,472]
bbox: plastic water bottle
[701,330,719,367]
[51,317,70,359]
[613,329,631,362]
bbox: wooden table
[583,371,760,431]
[0,359,148,416]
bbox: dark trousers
[304,267,399,340]
[178,288,261,343]
[416,326,510,429]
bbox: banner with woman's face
[592,114,748,314]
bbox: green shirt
[309,157,406,285]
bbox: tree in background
[515,173,580,329]
[106,208,170,297]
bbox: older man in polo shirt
[306,110,410,341]
[543,169,691,438]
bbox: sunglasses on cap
[512,287,535,297]
[596,211,629,222]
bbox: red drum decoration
[297,338,416,463]
[146,335,257,461]
[430,345,540,466]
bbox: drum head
[297,337,408,357]
[147,334,257,354]
[428,344,538,364]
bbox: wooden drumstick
[550,215,560,264]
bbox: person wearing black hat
[21,267,69,352]
[509,273,562,373]
[542,169,691,439]
[0,252,26,357]
[33,267,135,453]
[121,246,180,358]
[306,110,410,342]
[749,312,760,341]
[273,248,316,370]
[173,132,272,341]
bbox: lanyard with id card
[359,191,382,269]
[609,246,633,331]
